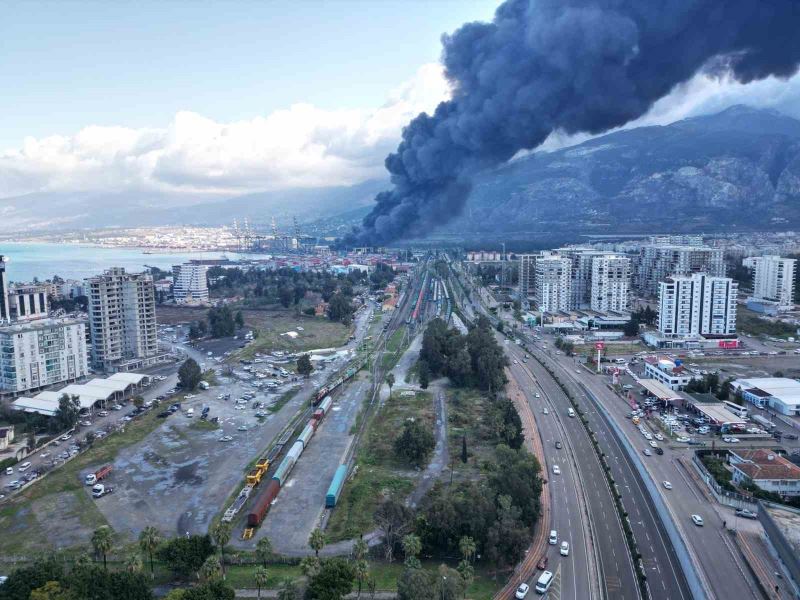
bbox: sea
[0,242,245,283]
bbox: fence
[757,500,800,592]
[690,453,758,512]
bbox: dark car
[537,556,548,570]
[655,447,664,455]
[784,433,799,440]
[157,411,170,419]
[555,441,562,449]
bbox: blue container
[325,464,348,508]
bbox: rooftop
[733,378,800,406]
[731,449,800,481]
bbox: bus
[723,401,748,419]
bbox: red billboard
[718,339,739,349]
[595,342,605,350]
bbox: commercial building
[643,356,699,390]
[731,378,800,416]
[0,255,9,323]
[8,284,49,321]
[748,255,797,311]
[534,255,572,313]
[729,449,800,497]
[635,244,725,296]
[0,317,89,395]
[172,262,210,304]
[657,273,737,338]
[590,255,631,313]
[87,268,158,372]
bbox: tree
[199,555,222,582]
[418,362,430,389]
[374,499,413,562]
[183,580,235,600]
[352,538,368,562]
[397,567,435,600]
[27,431,36,451]
[457,560,474,598]
[309,528,326,557]
[461,435,468,463]
[30,581,69,600]
[401,534,422,569]
[256,536,273,568]
[306,557,354,600]
[297,354,313,378]
[300,556,321,579]
[623,319,640,337]
[328,293,354,325]
[126,553,143,573]
[207,306,236,337]
[353,559,369,599]
[178,358,203,391]
[394,419,435,467]
[91,526,114,570]
[139,526,162,579]
[156,535,215,577]
[212,521,231,577]
[235,311,245,329]
[0,556,64,600]
[386,373,396,399]
[458,536,476,564]
[55,394,80,431]
[254,567,269,599]
[133,395,145,409]
[277,580,299,600]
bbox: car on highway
[5,467,12,475]
[575,369,581,374]
[218,436,233,442]
[691,514,704,526]
[643,448,652,456]
[676,436,690,442]
[735,508,758,519]
[649,440,658,448]
[654,433,664,441]
[536,556,548,570]
[555,441,562,449]
[535,393,541,398]
[548,530,558,545]
[560,541,570,556]
[663,481,673,490]
[723,437,740,443]
[542,407,549,415]
[552,465,561,475]
[513,359,518,364]
[514,583,530,599]
[655,447,664,455]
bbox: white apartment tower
[749,255,796,309]
[560,247,622,308]
[87,268,158,372]
[173,263,209,304]
[535,256,572,313]
[590,255,631,313]
[636,244,725,296]
[657,274,737,338]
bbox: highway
[545,348,762,600]
[504,342,639,600]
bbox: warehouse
[732,378,800,416]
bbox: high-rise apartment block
[635,244,725,296]
[173,263,209,304]
[657,274,737,338]
[748,255,796,309]
[9,284,49,321]
[0,255,9,324]
[560,247,626,309]
[518,254,538,300]
[590,255,631,313]
[87,268,158,372]
[534,255,572,313]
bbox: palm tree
[277,580,299,600]
[401,534,421,569]
[125,553,143,573]
[354,558,369,598]
[299,555,321,579]
[256,536,273,568]
[386,373,395,399]
[91,526,113,570]
[353,538,368,562]
[199,555,222,582]
[139,526,162,579]
[457,560,474,599]
[212,521,231,577]
[308,528,325,558]
[458,536,476,564]
[254,566,269,599]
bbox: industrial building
[731,378,800,416]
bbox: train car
[312,408,324,422]
[247,479,281,527]
[318,396,333,415]
[272,454,297,487]
[325,464,348,508]
[298,423,315,448]
[308,415,320,431]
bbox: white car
[643,448,652,456]
[548,530,558,545]
[560,541,570,556]
[691,514,704,526]
[649,441,658,448]
[218,436,233,442]
[515,583,530,599]
[535,393,541,398]
[552,465,561,475]
[644,433,653,441]
[654,433,664,441]
[663,481,673,490]
[513,360,518,364]
[677,436,690,443]
[542,407,549,415]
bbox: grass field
[380,327,407,371]
[237,311,351,358]
[447,388,496,481]
[325,390,433,543]
[0,409,166,554]
[737,307,797,338]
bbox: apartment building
[560,247,620,308]
[87,268,158,372]
[748,255,796,310]
[518,254,538,300]
[0,317,89,395]
[590,255,631,313]
[0,255,9,324]
[657,273,737,338]
[8,284,49,321]
[173,262,209,304]
[535,255,572,313]
[635,244,725,296]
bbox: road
[543,347,762,600]
[505,344,639,600]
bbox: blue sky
[0,1,498,148]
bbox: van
[567,408,575,418]
[18,462,31,473]
[535,570,554,594]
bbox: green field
[447,389,497,481]
[325,390,433,543]
[380,327,408,371]
[235,310,352,359]
[737,307,797,338]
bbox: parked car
[735,508,758,520]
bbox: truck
[85,465,113,485]
[752,414,775,431]
[91,483,113,498]
[199,381,210,390]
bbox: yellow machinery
[242,527,254,540]
[246,468,264,486]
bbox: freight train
[313,354,369,404]
[246,395,335,527]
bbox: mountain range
[2,105,800,239]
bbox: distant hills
[3,106,800,239]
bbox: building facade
[172,263,209,304]
[635,244,725,296]
[535,256,572,313]
[9,284,49,321]
[0,317,89,395]
[749,255,796,309]
[729,449,800,497]
[590,255,631,313]
[518,254,538,300]
[87,268,158,372]
[0,255,9,324]
[657,273,737,338]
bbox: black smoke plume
[350,0,800,245]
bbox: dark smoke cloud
[351,0,800,245]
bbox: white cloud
[0,63,450,198]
